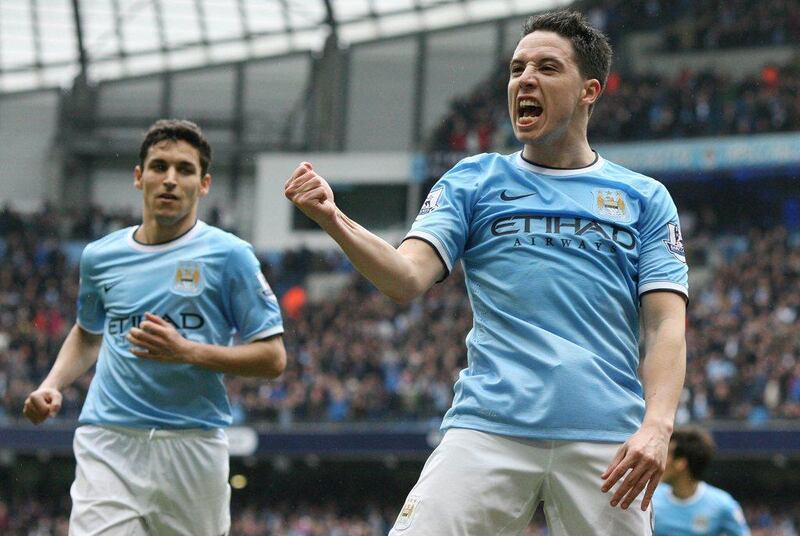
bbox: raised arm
[602,291,687,510]
[284,162,444,303]
[23,323,102,424]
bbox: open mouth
[517,98,543,125]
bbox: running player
[23,119,286,535]
[653,427,750,535]
[286,10,687,535]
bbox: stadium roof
[0,0,571,93]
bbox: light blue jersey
[406,152,688,442]
[76,221,283,429]
[653,483,750,535]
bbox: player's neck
[522,135,594,169]
[670,476,700,500]
[135,215,197,245]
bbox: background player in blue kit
[23,119,286,535]
[653,427,750,536]
[286,10,687,535]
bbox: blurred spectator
[281,286,308,321]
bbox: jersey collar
[515,151,606,177]
[666,482,707,506]
[127,220,206,253]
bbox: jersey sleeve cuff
[638,281,688,300]
[402,230,453,281]
[246,324,284,343]
[76,319,104,335]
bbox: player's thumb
[44,391,62,414]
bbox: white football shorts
[70,424,231,536]
[389,427,653,536]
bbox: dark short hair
[521,10,613,91]
[671,426,716,481]
[139,119,212,176]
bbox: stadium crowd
[659,0,800,51]
[430,59,800,152]
[2,204,800,425]
[428,0,800,151]
[684,226,800,422]
[577,0,799,51]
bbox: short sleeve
[403,157,479,278]
[637,183,689,300]
[223,243,284,342]
[720,498,750,536]
[76,245,106,334]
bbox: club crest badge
[692,514,710,532]
[172,261,204,296]
[593,189,629,220]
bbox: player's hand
[284,162,338,227]
[128,312,193,364]
[23,387,63,424]
[601,423,670,511]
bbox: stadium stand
[429,60,800,151]
[425,0,800,152]
[659,0,800,51]
[576,0,799,51]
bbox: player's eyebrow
[147,157,197,171]
[177,160,197,170]
[510,54,566,68]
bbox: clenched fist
[23,387,63,425]
[284,162,338,227]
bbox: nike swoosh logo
[103,283,116,292]
[500,190,537,201]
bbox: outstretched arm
[128,313,286,378]
[601,291,686,510]
[284,162,444,303]
[23,323,102,424]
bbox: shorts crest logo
[394,495,421,531]
[172,261,204,296]
[592,189,629,220]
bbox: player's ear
[581,78,602,108]
[134,165,143,191]
[199,174,212,197]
